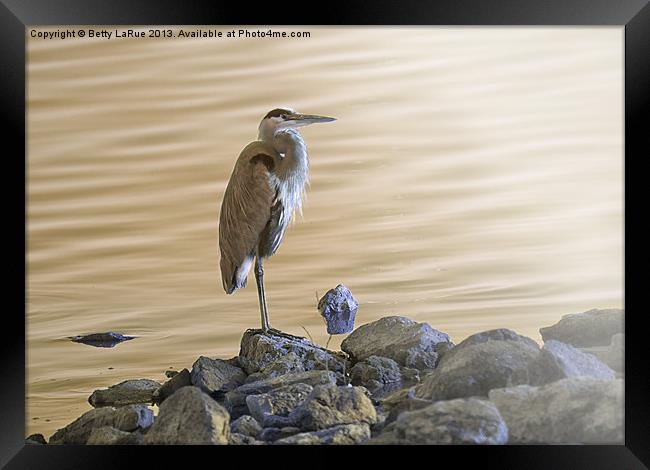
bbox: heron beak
[287,113,337,125]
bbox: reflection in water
[27,27,623,438]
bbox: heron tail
[222,254,254,294]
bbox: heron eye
[280,114,287,120]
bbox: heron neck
[257,121,276,144]
[270,129,309,178]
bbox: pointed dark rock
[69,332,135,348]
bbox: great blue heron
[219,108,336,333]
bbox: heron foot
[251,325,306,341]
[265,327,306,341]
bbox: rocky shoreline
[27,308,624,445]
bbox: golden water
[26,26,623,439]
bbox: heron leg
[254,256,270,332]
[252,257,305,341]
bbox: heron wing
[219,146,277,294]
[257,197,287,258]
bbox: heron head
[260,108,336,133]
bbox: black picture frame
[3,0,647,468]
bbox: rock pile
[40,308,624,445]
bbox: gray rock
[400,367,421,383]
[49,405,154,445]
[86,426,143,445]
[243,372,266,384]
[416,328,539,401]
[191,356,246,399]
[225,356,243,367]
[348,356,420,401]
[580,333,624,373]
[229,432,266,445]
[230,415,262,438]
[341,316,451,370]
[364,427,399,445]
[489,377,623,444]
[69,332,135,348]
[144,386,230,445]
[244,352,305,383]
[437,328,539,367]
[246,383,314,426]
[318,284,359,334]
[260,414,294,429]
[539,308,624,347]
[259,427,302,442]
[370,412,389,435]
[375,385,429,423]
[528,340,615,385]
[25,434,47,445]
[435,341,455,362]
[274,423,371,445]
[289,384,378,431]
[366,382,411,402]
[378,386,418,409]
[350,356,402,392]
[384,397,433,426]
[225,370,336,419]
[152,368,192,404]
[88,379,161,408]
[238,329,346,375]
[370,398,507,445]
[165,370,179,378]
